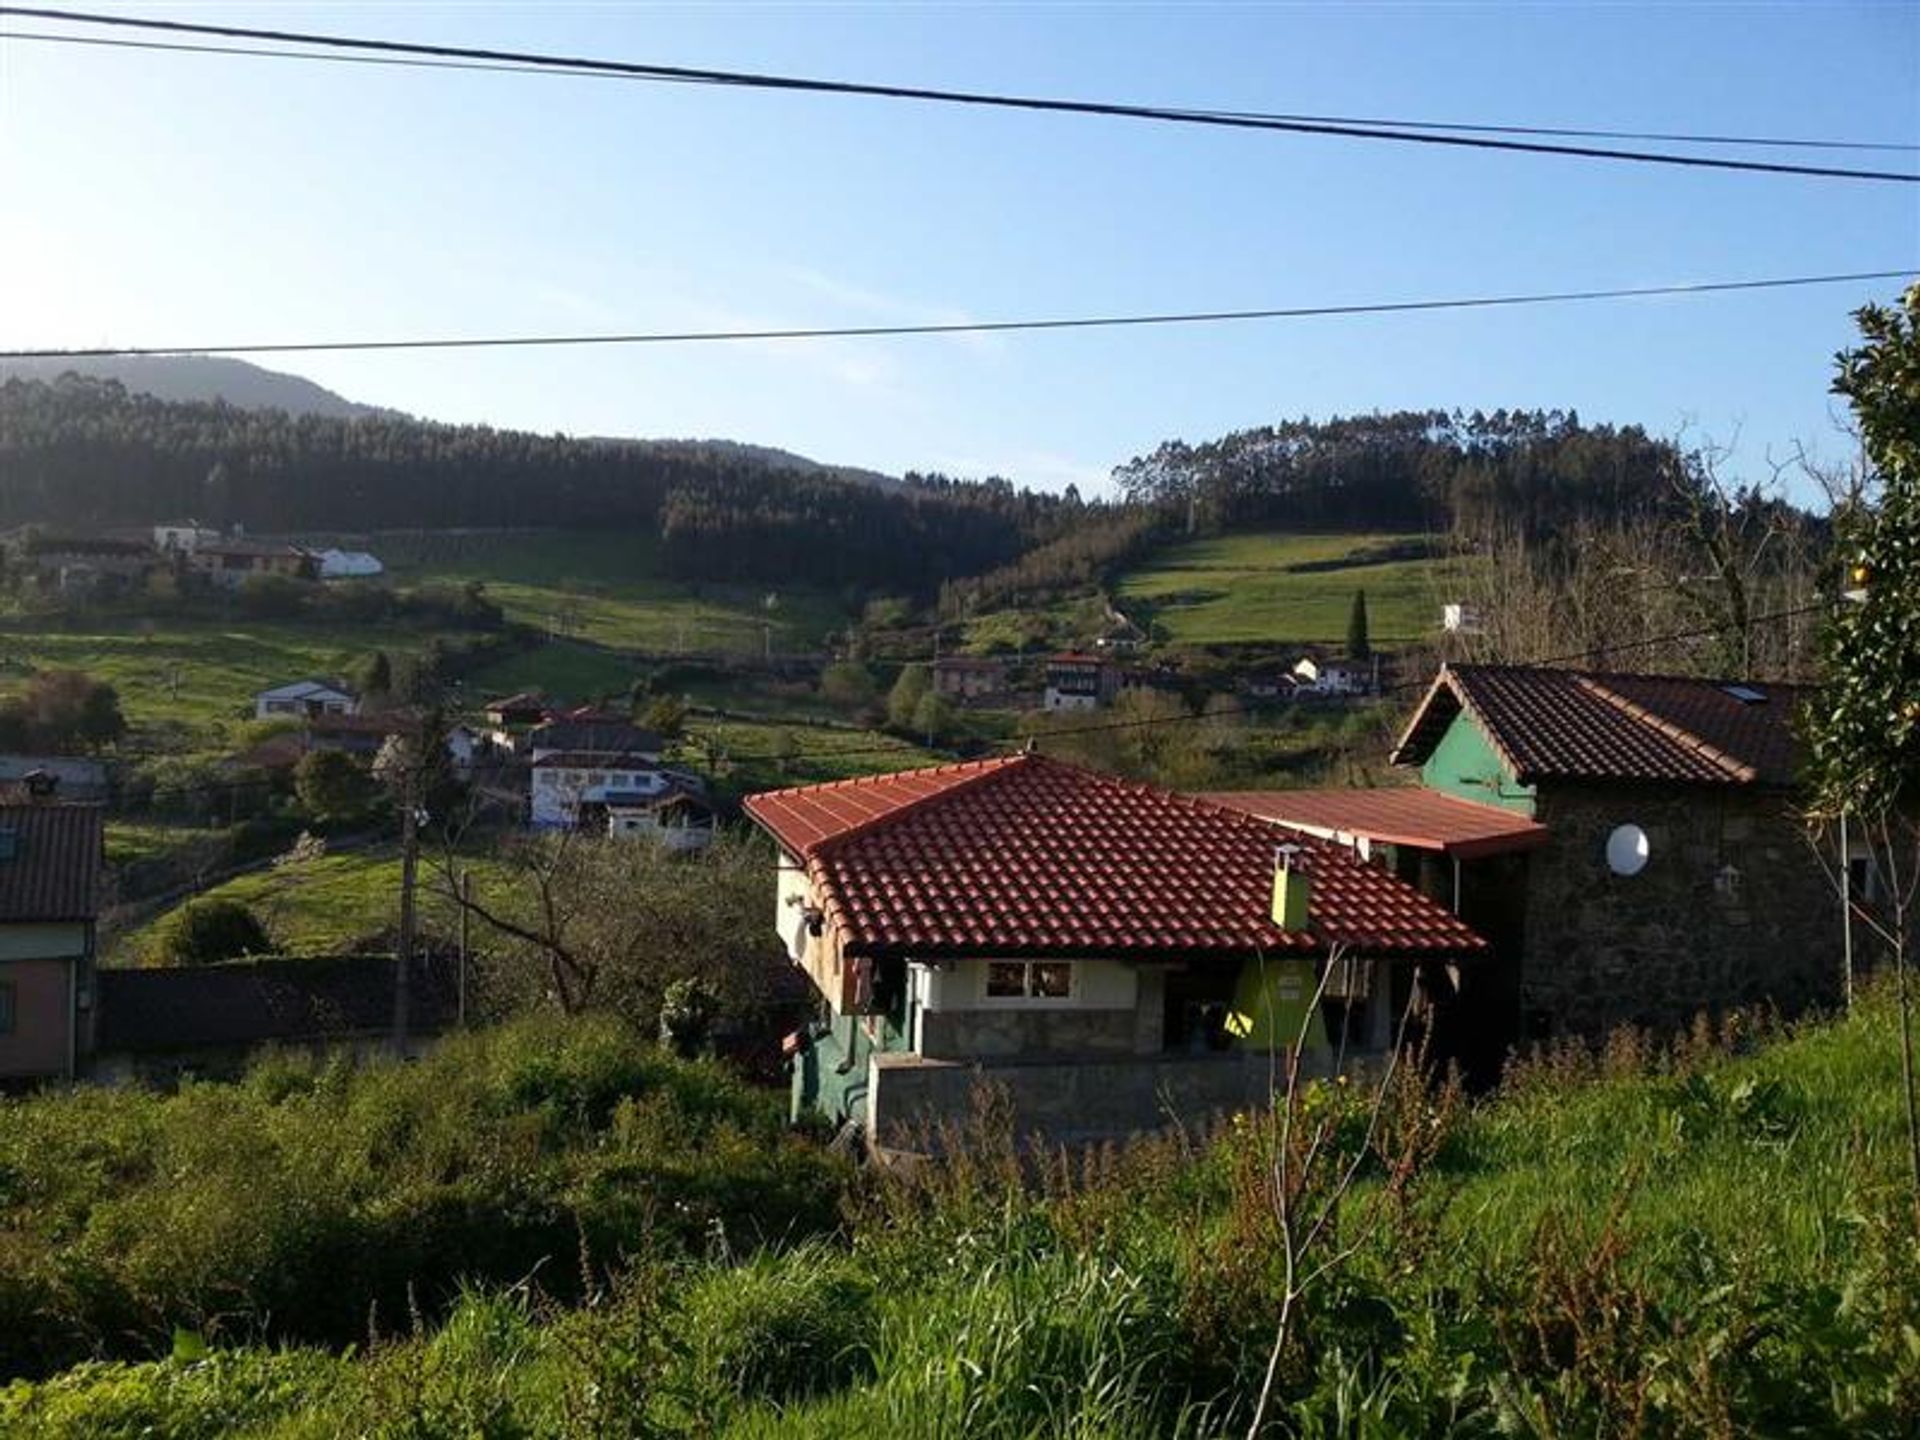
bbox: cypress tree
[1346,589,1371,660]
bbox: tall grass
[3,985,1917,1435]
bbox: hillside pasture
[375,530,847,655]
[0,619,420,761]
[1113,530,1476,647]
[111,845,517,964]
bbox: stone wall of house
[867,1049,1315,1147]
[918,1007,1140,1059]
[1522,783,1842,1037]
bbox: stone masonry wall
[1522,783,1841,1037]
[918,1007,1139,1059]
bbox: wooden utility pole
[394,753,420,1048]
[458,870,471,1028]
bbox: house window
[0,979,14,1035]
[984,961,1073,1000]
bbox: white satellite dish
[1605,824,1650,877]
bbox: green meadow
[377,530,847,655]
[1112,531,1479,647]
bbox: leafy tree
[1346,588,1372,660]
[658,976,721,1057]
[887,663,932,731]
[153,899,271,967]
[820,662,878,717]
[294,748,374,822]
[910,690,954,746]
[641,695,688,739]
[769,728,800,775]
[433,830,788,1028]
[1805,283,1920,1215]
[360,650,393,700]
[0,670,125,753]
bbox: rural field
[106,846,518,965]
[376,530,847,655]
[0,617,436,762]
[1111,531,1478,647]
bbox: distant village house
[254,678,359,721]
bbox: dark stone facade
[1520,783,1842,1037]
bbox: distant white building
[530,752,685,829]
[314,549,384,579]
[607,786,714,852]
[153,520,219,554]
[1291,658,1367,697]
[254,678,359,721]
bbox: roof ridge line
[807,753,1031,859]
[1573,676,1758,783]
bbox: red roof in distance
[744,755,1484,962]
[1206,787,1548,861]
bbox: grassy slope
[0,618,436,761]
[377,530,846,654]
[3,990,1911,1436]
[109,846,516,963]
[1113,531,1478,647]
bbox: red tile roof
[1392,665,1808,787]
[0,803,104,922]
[745,755,1484,961]
[1206,787,1548,861]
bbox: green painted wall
[792,1006,912,1126]
[0,923,87,962]
[1420,714,1537,816]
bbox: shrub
[150,899,271,967]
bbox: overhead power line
[6,25,1917,157]
[5,269,1914,361]
[4,8,1915,182]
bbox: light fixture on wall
[1605,823,1651,877]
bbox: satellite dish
[1605,824,1650,877]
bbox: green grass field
[679,716,948,789]
[1112,530,1478,647]
[377,530,847,655]
[0,619,430,761]
[111,845,517,964]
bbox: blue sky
[2,2,1916,497]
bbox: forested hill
[0,356,397,421]
[0,375,1061,595]
[1113,409,1698,543]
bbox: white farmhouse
[254,678,359,721]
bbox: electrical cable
[5,270,1914,361]
[6,26,1916,156]
[3,7,1915,182]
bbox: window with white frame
[984,960,1073,1001]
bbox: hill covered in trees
[1113,408,1703,544]
[0,374,1068,597]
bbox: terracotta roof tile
[0,803,103,922]
[1206,787,1548,860]
[1392,665,1808,787]
[745,756,1483,961]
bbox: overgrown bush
[149,898,270,966]
[0,1014,846,1381]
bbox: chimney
[22,768,58,802]
[1271,844,1311,931]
